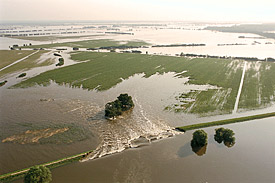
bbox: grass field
[12,52,275,115]
[23,39,149,49]
[0,50,36,69]
[0,50,54,78]
[238,61,275,111]
[176,112,275,132]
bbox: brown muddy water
[49,117,275,183]
[1,72,275,182]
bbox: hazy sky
[0,0,274,22]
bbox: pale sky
[0,0,274,22]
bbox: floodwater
[1,23,275,58]
[1,22,275,182]
[50,117,275,183]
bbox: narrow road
[0,50,39,72]
[233,61,247,114]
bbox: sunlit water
[1,22,275,182]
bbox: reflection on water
[191,144,207,156]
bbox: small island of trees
[105,93,134,119]
[214,127,235,147]
[191,130,208,156]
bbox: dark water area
[1,72,275,182]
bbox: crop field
[238,61,275,110]
[0,50,54,78]
[0,50,36,69]
[13,52,275,115]
[23,39,149,49]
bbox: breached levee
[82,98,179,161]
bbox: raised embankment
[0,150,93,183]
[176,112,275,132]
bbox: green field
[0,50,54,78]
[23,39,149,49]
[0,50,36,69]
[12,52,275,115]
[239,61,275,110]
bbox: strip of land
[176,112,275,132]
[233,61,247,113]
[0,150,93,183]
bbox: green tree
[105,93,134,119]
[191,130,208,147]
[214,127,225,143]
[214,128,235,147]
[105,100,122,119]
[24,165,52,183]
[117,93,134,111]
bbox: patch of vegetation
[0,80,7,87]
[105,94,134,119]
[176,112,275,132]
[24,165,52,183]
[239,62,275,110]
[214,128,235,147]
[0,50,54,78]
[191,130,208,147]
[17,73,27,78]
[56,58,64,66]
[23,39,150,49]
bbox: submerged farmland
[13,51,275,115]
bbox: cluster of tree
[0,80,7,87]
[180,52,275,62]
[24,165,52,183]
[105,94,134,119]
[191,130,208,148]
[53,53,61,57]
[191,130,208,156]
[191,128,236,156]
[214,127,235,147]
[98,45,141,50]
[152,43,206,47]
[17,73,27,78]
[56,58,64,66]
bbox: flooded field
[0,22,275,183]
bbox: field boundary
[176,112,275,132]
